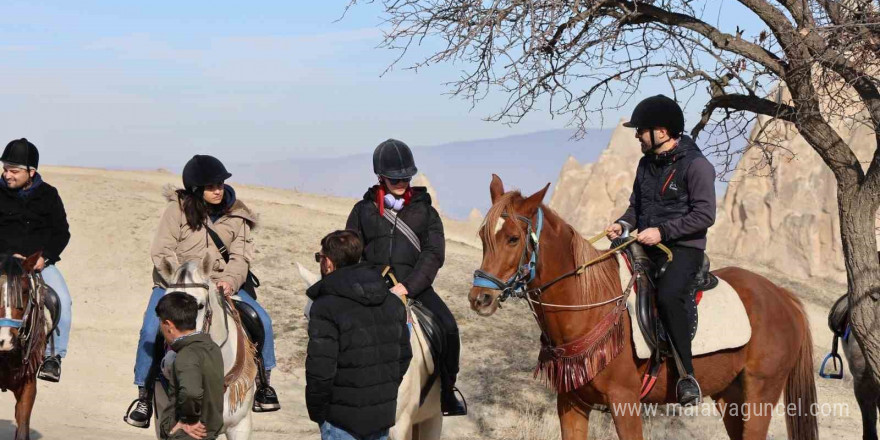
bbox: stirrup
[442,387,468,416]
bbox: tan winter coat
[151,192,257,292]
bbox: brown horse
[469,175,818,440]
[0,253,48,440]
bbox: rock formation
[549,120,642,235]
[709,89,879,282]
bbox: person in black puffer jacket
[345,139,467,416]
[306,230,411,440]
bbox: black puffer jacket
[345,186,444,298]
[618,136,716,249]
[0,174,70,262]
[305,262,412,437]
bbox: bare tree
[351,0,880,384]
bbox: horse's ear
[200,252,213,276]
[490,174,505,204]
[158,257,177,282]
[21,252,42,272]
[521,183,550,216]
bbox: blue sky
[0,1,764,167]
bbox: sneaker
[37,355,61,382]
[676,375,702,407]
[253,385,281,412]
[124,397,153,428]
[441,387,467,417]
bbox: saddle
[827,294,850,338]
[233,298,265,354]
[620,242,718,357]
[43,285,61,337]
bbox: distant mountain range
[230,129,617,219]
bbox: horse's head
[470,174,549,316]
[0,253,40,352]
[158,253,217,334]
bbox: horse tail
[783,298,819,440]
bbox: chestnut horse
[0,253,48,440]
[469,175,818,440]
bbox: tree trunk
[838,187,880,385]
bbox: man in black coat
[0,138,72,382]
[345,139,466,416]
[606,95,716,407]
[306,230,412,440]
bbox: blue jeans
[235,289,276,370]
[320,422,388,440]
[133,287,277,386]
[42,265,71,358]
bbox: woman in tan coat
[125,155,279,429]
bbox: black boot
[676,374,702,407]
[124,386,153,428]
[441,373,467,417]
[37,355,61,382]
[253,369,281,413]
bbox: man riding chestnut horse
[605,95,716,406]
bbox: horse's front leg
[13,378,37,440]
[606,390,644,440]
[558,392,590,440]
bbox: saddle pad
[616,254,752,359]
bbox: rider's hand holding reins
[12,253,45,271]
[390,283,408,301]
[605,223,623,240]
[216,280,233,297]
[636,227,662,246]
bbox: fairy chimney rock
[549,121,642,235]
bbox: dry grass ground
[0,166,864,439]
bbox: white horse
[154,255,257,440]
[297,263,443,440]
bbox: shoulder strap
[205,226,230,263]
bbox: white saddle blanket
[617,254,752,359]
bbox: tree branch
[691,93,797,138]
[606,1,787,75]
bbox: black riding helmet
[623,94,685,137]
[1,138,39,169]
[182,154,232,193]
[373,139,418,179]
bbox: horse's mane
[569,225,621,302]
[0,254,27,309]
[481,192,620,301]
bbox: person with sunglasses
[345,139,467,417]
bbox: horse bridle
[472,208,544,302]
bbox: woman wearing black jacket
[345,139,466,416]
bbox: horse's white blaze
[494,217,506,235]
[0,327,14,351]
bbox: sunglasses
[384,177,412,185]
[314,252,325,263]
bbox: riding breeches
[134,287,277,386]
[413,288,460,379]
[646,245,704,375]
[41,265,71,359]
